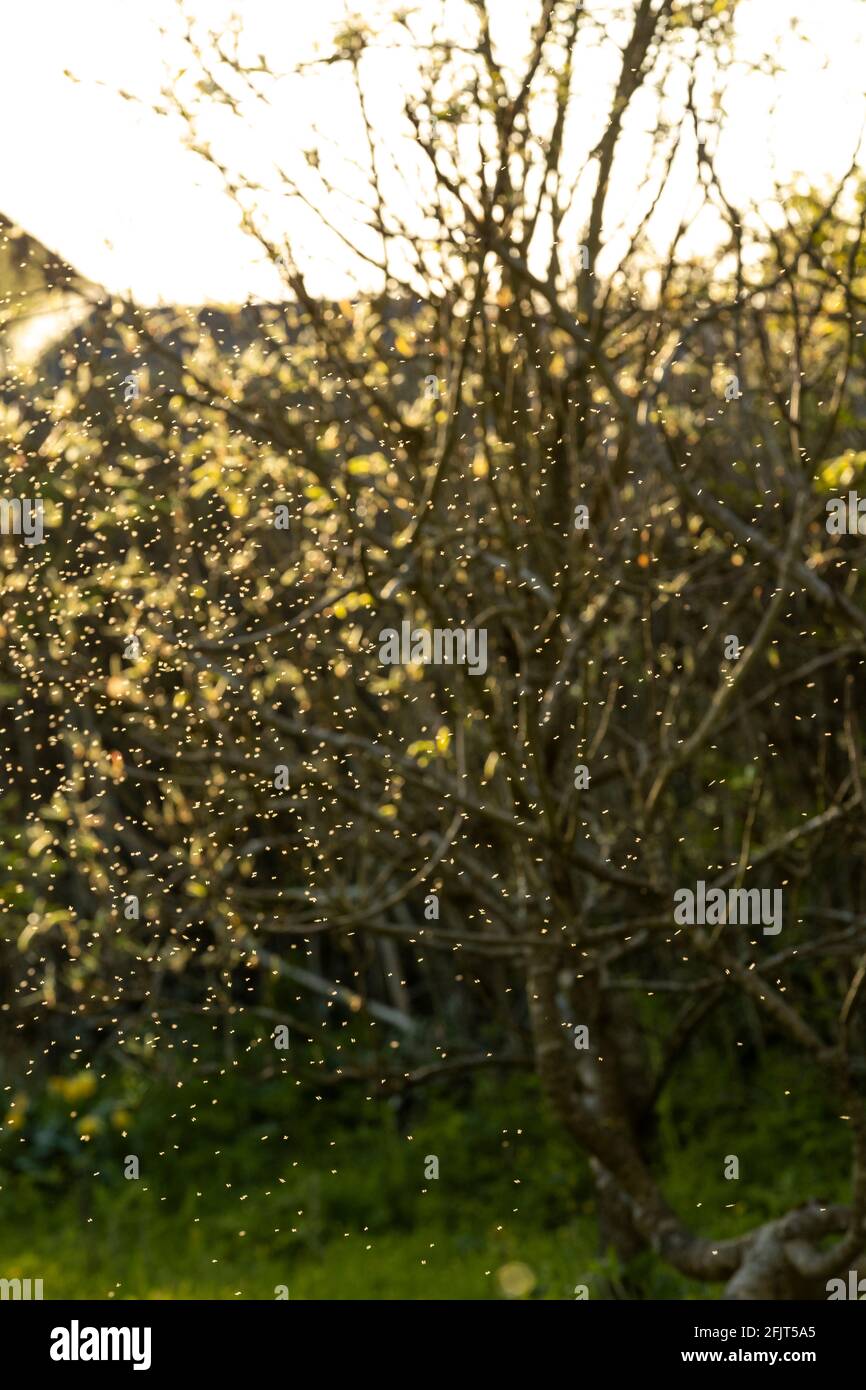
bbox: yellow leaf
[819,450,866,491]
[549,352,567,379]
[482,751,500,781]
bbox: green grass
[0,1047,851,1300]
[0,1183,607,1299]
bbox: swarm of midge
[1,7,866,1299]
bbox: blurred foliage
[3,0,866,1299]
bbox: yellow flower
[496,1262,536,1299]
[61,1067,97,1100]
[76,1114,104,1138]
[5,1094,28,1130]
[111,1109,133,1131]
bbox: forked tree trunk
[527,950,863,1299]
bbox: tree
[4,0,866,1297]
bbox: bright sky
[1,0,864,307]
